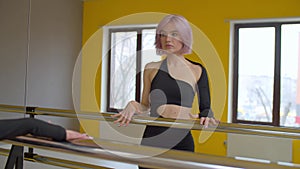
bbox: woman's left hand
[200,117,219,128]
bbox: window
[232,20,300,127]
[106,26,161,112]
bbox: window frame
[231,19,300,126]
[102,25,157,113]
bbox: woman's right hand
[65,130,93,141]
[111,101,138,126]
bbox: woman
[112,14,218,153]
[0,118,90,141]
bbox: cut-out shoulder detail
[146,59,203,87]
[149,59,195,117]
[185,59,203,82]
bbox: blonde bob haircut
[155,14,193,55]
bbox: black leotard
[149,58,213,118]
[141,59,212,153]
[149,59,195,117]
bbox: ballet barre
[0,104,300,139]
[3,136,300,169]
[0,104,25,114]
[1,104,300,168]
[28,107,300,139]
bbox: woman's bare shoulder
[144,60,163,81]
[145,60,163,70]
[186,59,203,81]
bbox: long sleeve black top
[0,118,66,141]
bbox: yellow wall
[80,0,300,160]
[293,140,300,163]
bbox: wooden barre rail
[1,104,300,139]
[3,136,300,169]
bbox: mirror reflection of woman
[112,14,219,157]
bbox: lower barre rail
[31,155,111,169]
[3,136,300,169]
[0,146,110,169]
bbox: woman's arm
[111,63,153,126]
[197,66,213,117]
[196,65,219,127]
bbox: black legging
[139,126,194,169]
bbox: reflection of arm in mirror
[0,118,91,141]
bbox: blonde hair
[155,14,193,55]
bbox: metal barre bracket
[25,107,36,113]
[5,145,24,169]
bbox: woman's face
[160,22,183,55]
